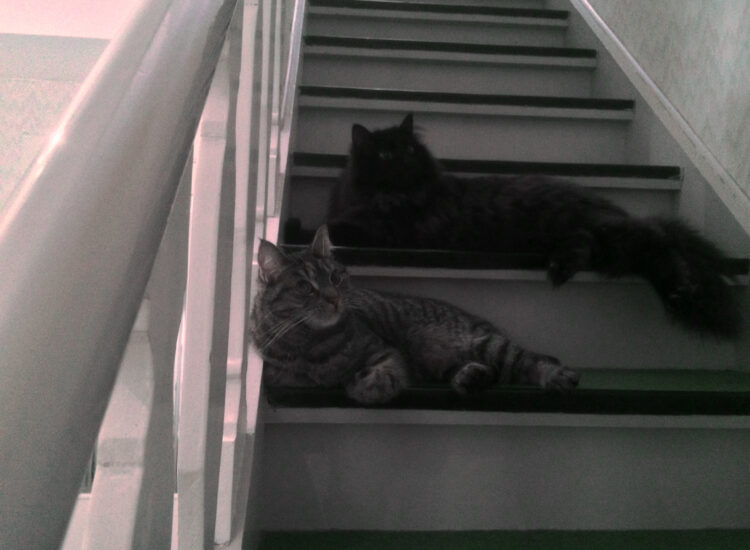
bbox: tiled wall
[587,0,750,201]
[0,34,107,211]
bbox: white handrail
[0,0,237,547]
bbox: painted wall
[587,0,750,202]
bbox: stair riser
[302,54,593,96]
[260,424,750,530]
[286,176,678,231]
[295,107,630,163]
[349,275,737,369]
[306,15,567,47]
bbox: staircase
[254,0,750,546]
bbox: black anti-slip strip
[305,35,595,59]
[300,85,634,111]
[278,244,750,275]
[308,0,570,19]
[292,152,683,180]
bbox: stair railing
[0,0,304,548]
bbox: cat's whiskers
[258,311,315,350]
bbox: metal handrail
[0,0,237,546]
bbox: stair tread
[299,85,633,110]
[258,529,750,550]
[278,244,750,277]
[308,0,569,19]
[305,35,593,58]
[292,152,683,179]
[265,369,750,415]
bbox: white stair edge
[308,6,569,28]
[304,45,596,69]
[289,165,681,191]
[298,96,634,120]
[263,406,750,430]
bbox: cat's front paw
[346,363,407,405]
[539,362,581,393]
[451,362,496,396]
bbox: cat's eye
[330,269,346,286]
[295,280,314,294]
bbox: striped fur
[251,226,579,404]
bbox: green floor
[258,530,750,550]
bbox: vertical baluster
[177,17,238,547]
[214,0,252,543]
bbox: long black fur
[322,114,742,338]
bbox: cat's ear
[351,124,372,149]
[311,225,333,258]
[257,239,287,283]
[400,113,414,134]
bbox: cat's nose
[320,288,340,306]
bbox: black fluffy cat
[251,226,579,405]
[322,114,741,339]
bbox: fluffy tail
[599,216,743,338]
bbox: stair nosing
[304,45,597,69]
[307,0,570,20]
[304,35,595,59]
[299,85,633,112]
[264,367,750,417]
[309,5,570,28]
[278,244,750,277]
[292,152,683,180]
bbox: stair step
[302,38,594,95]
[287,153,681,223]
[291,152,683,181]
[259,529,750,550]
[307,0,567,20]
[307,3,568,47]
[296,88,633,163]
[279,245,749,276]
[265,369,750,416]
[275,245,746,370]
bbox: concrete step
[306,3,569,47]
[295,87,633,163]
[285,153,682,227]
[302,37,594,96]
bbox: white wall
[587,0,750,204]
[0,0,144,39]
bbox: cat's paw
[346,363,406,405]
[451,362,496,396]
[539,362,581,393]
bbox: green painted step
[265,369,750,415]
[257,529,750,550]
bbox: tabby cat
[250,226,580,405]
[322,114,742,338]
